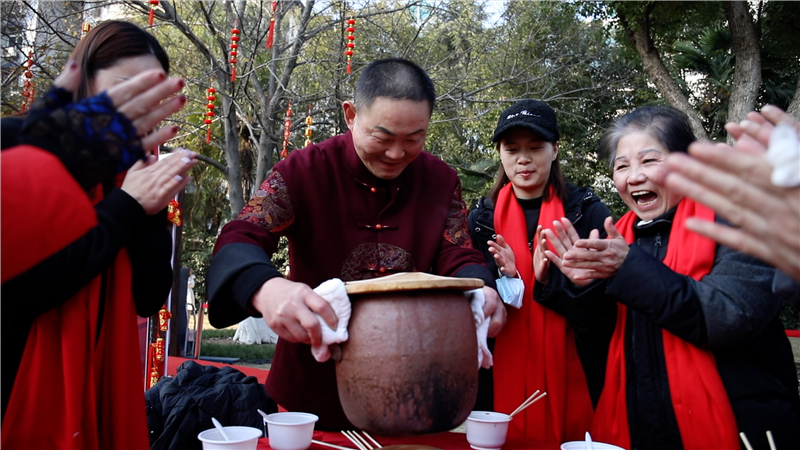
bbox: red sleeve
[1,145,97,283]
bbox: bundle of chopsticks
[509,390,548,418]
[740,431,778,450]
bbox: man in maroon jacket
[207,58,506,429]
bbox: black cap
[491,100,560,143]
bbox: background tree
[2,0,797,308]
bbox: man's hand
[481,286,507,337]
[249,277,339,347]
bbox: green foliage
[780,303,800,331]
[202,329,236,339]
[200,341,276,360]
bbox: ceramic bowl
[198,426,262,450]
[264,412,319,450]
[561,441,626,450]
[465,411,512,450]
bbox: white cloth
[766,123,800,187]
[465,288,493,369]
[311,278,351,362]
[233,317,279,344]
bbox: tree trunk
[787,74,800,120]
[618,8,709,140]
[221,80,244,217]
[723,1,761,135]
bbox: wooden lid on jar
[344,272,484,295]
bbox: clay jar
[337,272,482,436]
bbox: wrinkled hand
[481,286,507,338]
[560,217,629,281]
[532,225,550,284]
[488,234,517,277]
[249,277,339,347]
[53,60,186,153]
[121,150,198,215]
[541,218,595,287]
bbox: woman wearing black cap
[468,99,611,443]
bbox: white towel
[465,288,493,369]
[311,278,351,362]
[766,124,800,187]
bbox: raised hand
[541,218,597,287]
[121,150,198,215]
[52,60,186,154]
[561,216,629,280]
[665,105,800,280]
[488,234,517,277]
[532,225,550,284]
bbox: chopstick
[312,439,358,450]
[362,431,382,448]
[509,390,539,417]
[342,431,368,450]
[509,391,548,418]
[766,430,777,450]
[739,432,754,450]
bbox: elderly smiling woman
[538,106,800,450]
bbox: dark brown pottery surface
[336,288,478,436]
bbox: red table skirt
[257,430,559,450]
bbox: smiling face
[90,54,163,96]
[344,97,430,180]
[613,131,684,221]
[499,127,558,199]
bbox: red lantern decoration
[167,199,183,226]
[148,1,159,26]
[266,1,277,49]
[345,15,356,75]
[158,306,172,331]
[281,100,293,159]
[20,52,35,113]
[147,337,166,388]
[81,22,91,37]
[230,22,240,82]
[205,86,216,143]
[304,104,313,147]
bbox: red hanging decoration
[345,15,356,75]
[81,22,91,37]
[205,86,216,143]
[266,1,277,49]
[281,100,293,159]
[147,337,166,389]
[230,22,240,82]
[148,0,159,27]
[304,104,313,147]
[167,199,183,226]
[158,306,172,331]
[20,52,35,113]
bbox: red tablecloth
[257,430,558,450]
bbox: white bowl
[198,426,262,450]
[265,412,319,450]
[465,411,512,450]
[561,441,626,450]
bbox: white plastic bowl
[465,411,512,450]
[198,426,262,450]
[265,412,319,450]
[561,441,625,450]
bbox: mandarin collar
[634,207,677,230]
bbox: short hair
[600,106,697,171]
[68,20,169,100]
[354,58,436,115]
